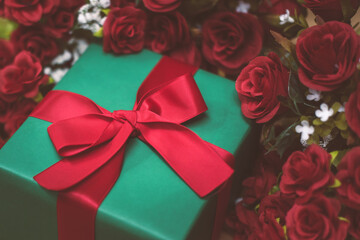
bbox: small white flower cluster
[77,1,108,33]
[45,38,89,83]
[279,9,295,25]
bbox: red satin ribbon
[30,56,234,240]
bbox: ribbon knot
[111,110,137,130]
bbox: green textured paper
[0,44,249,240]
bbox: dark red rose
[168,41,201,67]
[286,196,349,240]
[227,203,262,240]
[45,9,75,38]
[59,0,85,11]
[303,0,359,21]
[111,0,135,8]
[0,39,15,69]
[258,212,286,240]
[261,149,286,175]
[242,165,277,205]
[4,0,59,26]
[0,98,10,122]
[0,137,4,149]
[335,147,360,210]
[258,192,294,226]
[0,51,48,102]
[143,0,180,12]
[11,25,59,65]
[258,0,303,15]
[145,11,190,54]
[343,207,360,239]
[3,99,36,136]
[103,7,146,54]
[235,52,288,123]
[346,83,360,138]
[0,0,4,16]
[202,12,263,74]
[280,144,334,203]
[296,21,360,91]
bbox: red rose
[345,83,360,138]
[143,0,180,12]
[296,21,360,91]
[145,11,190,54]
[227,203,262,240]
[258,192,294,226]
[303,0,359,21]
[45,9,75,38]
[0,0,4,16]
[3,99,36,136]
[0,98,10,122]
[335,147,360,210]
[111,0,135,8]
[0,51,48,102]
[286,196,349,240]
[4,0,59,26]
[258,213,286,240]
[0,39,15,69]
[11,25,59,65]
[280,145,334,202]
[258,0,303,15]
[103,7,146,54]
[343,208,360,239]
[202,12,263,74]
[58,0,85,11]
[242,165,277,205]
[168,41,202,67]
[0,137,4,149]
[235,52,288,123]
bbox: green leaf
[340,0,357,23]
[269,185,280,194]
[270,30,296,54]
[313,118,323,126]
[93,27,103,38]
[101,9,110,15]
[288,71,305,104]
[33,92,44,103]
[0,18,18,39]
[331,102,342,113]
[330,149,348,167]
[329,178,341,188]
[266,122,298,157]
[339,216,350,222]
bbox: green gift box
[0,44,253,240]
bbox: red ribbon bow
[31,56,234,240]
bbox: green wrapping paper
[0,44,252,239]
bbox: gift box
[0,44,254,240]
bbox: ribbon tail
[57,147,126,240]
[205,142,234,240]
[137,121,234,197]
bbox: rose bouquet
[227,2,360,240]
[0,0,360,239]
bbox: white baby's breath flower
[51,50,72,65]
[295,120,314,142]
[236,1,251,13]
[51,68,69,83]
[306,88,321,102]
[315,103,334,122]
[90,0,110,8]
[279,9,294,25]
